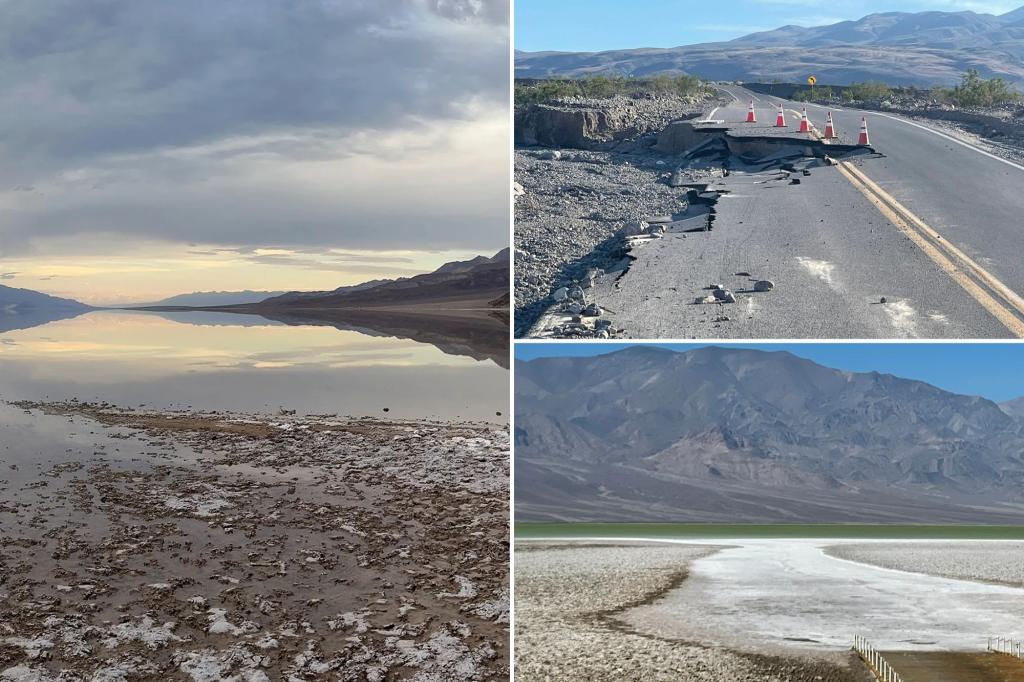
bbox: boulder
[622,220,649,237]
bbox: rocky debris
[515,542,870,682]
[515,94,707,150]
[622,219,648,237]
[754,280,775,292]
[0,401,510,681]
[514,147,711,336]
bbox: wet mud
[0,401,508,681]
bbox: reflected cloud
[0,309,507,421]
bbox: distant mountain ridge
[0,284,91,313]
[261,248,510,309]
[515,6,1024,86]
[140,291,288,307]
[0,284,92,332]
[999,395,1024,420]
[516,346,1024,523]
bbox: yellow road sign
[807,75,817,86]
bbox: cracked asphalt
[586,85,1023,339]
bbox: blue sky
[515,0,1024,52]
[514,343,1024,402]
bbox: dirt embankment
[515,93,714,151]
[1,401,509,681]
[513,92,725,337]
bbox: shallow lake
[0,309,508,421]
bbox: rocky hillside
[515,7,1024,86]
[262,249,509,309]
[0,284,90,313]
[1000,396,1024,420]
[516,346,1024,523]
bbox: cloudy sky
[0,0,509,305]
[516,0,1022,51]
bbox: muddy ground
[0,401,508,681]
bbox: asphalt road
[589,84,1024,339]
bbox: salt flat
[622,538,1024,655]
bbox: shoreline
[1,401,510,680]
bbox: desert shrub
[952,69,1020,107]
[515,74,708,106]
[841,81,892,102]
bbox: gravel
[513,149,716,336]
[513,93,720,337]
[514,542,872,682]
[825,541,1024,588]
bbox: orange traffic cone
[798,108,810,133]
[824,111,837,139]
[858,117,870,145]
[746,100,756,123]
[774,103,786,127]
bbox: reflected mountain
[128,307,508,368]
[251,308,509,369]
[136,310,288,328]
[0,284,92,333]
[0,308,91,334]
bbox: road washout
[514,541,872,682]
[0,401,509,681]
[520,118,876,338]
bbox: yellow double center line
[786,107,1024,337]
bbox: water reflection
[0,310,508,421]
[0,307,91,333]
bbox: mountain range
[138,291,288,307]
[0,284,93,333]
[0,284,90,314]
[259,248,510,310]
[515,7,1024,86]
[516,346,1024,523]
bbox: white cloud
[0,0,510,258]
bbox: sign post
[807,75,817,99]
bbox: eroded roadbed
[533,154,1010,339]
[0,401,509,680]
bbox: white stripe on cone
[798,108,810,133]
[824,111,836,139]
